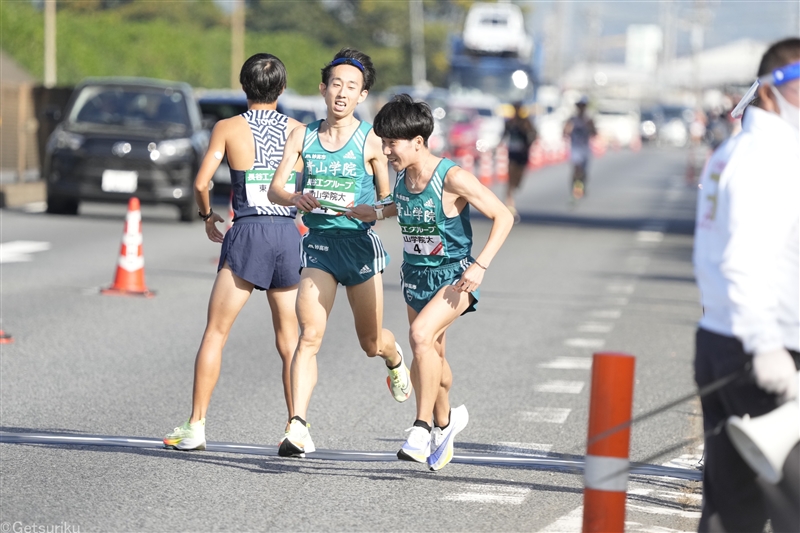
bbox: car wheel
[46,195,79,215]
[178,201,195,223]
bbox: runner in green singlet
[269,49,411,457]
[351,94,514,471]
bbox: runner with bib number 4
[349,94,514,470]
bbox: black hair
[373,94,434,145]
[758,37,800,78]
[321,48,376,92]
[239,53,287,104]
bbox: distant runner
[563,96,596,200]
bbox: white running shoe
[397,425,431,463]
[163,418,206,451]
[278,419,316,457]
[428,405,469,471]
[386,343,413,402]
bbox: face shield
[731,61,800,119]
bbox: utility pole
[44,0,56,87]
[409,0,427,88]
[231,0,245,89]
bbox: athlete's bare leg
[189,262,254,423]
[346,272,401,367]
[406,285,472,424]
[505,161,525,208]
[409,304,454,427]
[267,285,299,421]
[291,268,338,420]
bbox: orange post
[494,144,509,184]
[478,149,493,186]
[583,352,636,533]
[101,197,154,297]
[0,329,14,344]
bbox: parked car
[657,105,694,147]
[44,77,209,221]
[379,85,450,155]
[448,94,505,152]
[639,108,662,144]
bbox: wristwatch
[374,203,385,220]
[199,207,214,221]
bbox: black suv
[44,77,209,221]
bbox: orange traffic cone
[478,150,493,186]
[494,144,509,184]
[101,197,154,297]
[0,329,14,344]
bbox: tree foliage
[3,0,474,92]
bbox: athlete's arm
[268,125,320,211]
[366,129,392,200]
[194,120,228,243]
[444,167,514,292]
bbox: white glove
[752,348,798,403]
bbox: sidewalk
[0,169,45,207]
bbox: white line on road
[442,484,530,504]
[606,283,635,294]
[626,504,701,518]
[534,380,585,394]
[493,442,553,455]
[590,309,622,319]
[0,241,51,263]
[519,408,571,423]
[539,357,593,370]
[577,322,614,333]
[538,506,582,532]
[637,231,665,243]
[564,338,606,349]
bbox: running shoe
[397,425,431,463]
[572,181,585,200]
[428,405,469,471]
[163,418,206,451]
[278,419,315,457]
[386,343,412,402]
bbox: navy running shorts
[218,215,301,291]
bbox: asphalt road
[1,145,706,532]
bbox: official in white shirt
[693,37,800,533]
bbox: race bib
[401,224,444,256]
[245,170,296,208]
[304,174,356,216]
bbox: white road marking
[519,408,571,423]
[626,522,695,533]
[606,283,635,294]
[534,380,585,394]
[442,484,530,504]
[577,322,613,333]
[603,296,629,305]
[662,454,703,470]
[493,442,553,455]
[0,241,51,263]
[23,201,47,213]
[590,309,622,319]
[564,338,606,349]
[539,357,593,370]
[626,504,701,518]
[538,506,583,532]
[637,231,665,243]
[628,488,702,502]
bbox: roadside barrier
[478,149,493,186]
[101,197,154,298]
[583,352,635,533]
[494,144,509,184]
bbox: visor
[731,61,800,118]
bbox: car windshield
[69,85,191,131]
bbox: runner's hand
[753,348,798,403]
[294,192,321,213]
[205,212,225,244]
[345,204,376,221]
[455,263,485,293]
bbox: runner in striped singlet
[164,53,304,451]
[359,94,514,470]
[269,49,411,457]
